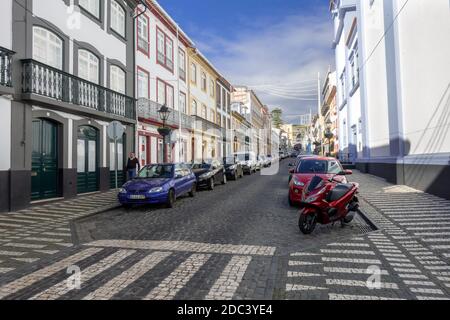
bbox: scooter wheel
[299,213,317,234]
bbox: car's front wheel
[208,178,215,190]
[166,189,176,208]
[222,174,227,185]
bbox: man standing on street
[126,153,140,180]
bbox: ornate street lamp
[324,119,334,157]
[157,105,172,163]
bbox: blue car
[118,163,197,208]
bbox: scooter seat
[326,183,353,202]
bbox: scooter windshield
[307,176,325,193]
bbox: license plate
[129,195,146,200]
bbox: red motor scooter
[298,171,359,234]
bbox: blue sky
[158,0,334,124]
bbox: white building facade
[135,0,194,165]
[331,0,450,199]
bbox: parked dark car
[223,156,244,180]
[118,163,197,208]
[190,159,227,190]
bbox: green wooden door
[77,126,99,194]
[31,119,58,201]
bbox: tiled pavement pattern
[0,171,449,300]
[283,172,450,300]
[0,192,118,274]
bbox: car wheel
[189,183,196,197]
[209,178,215,190]
[166,189,176,208]
[222,174,227,185]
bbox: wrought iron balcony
[137,98,193,130]
[0,46,15,88]
[22,59,135,120]
[192,115,222,134]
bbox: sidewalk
[283,170,450,300]
[0,191,119,274]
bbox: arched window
[78,49,99,84]
[191,100,197,116]
[33,26,63,69]
[110,65,125,94]
[110,0,125,37]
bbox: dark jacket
[126,158,140,170]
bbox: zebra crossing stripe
[410,288,444,295]
[325,279,399,289]
[0,248,102,299]
[286,284,328,291]
[327,243,370,248]
[83,251,171,300]
[290,252,321,257]
[416,296,450,300]
[205,255,252,300]
[289,261,322,266]
[329,293,401,300]
[323,267,389,275]
[320,249,376,255]
[30,249,135,300]
[287,271,325,278]
[144,254,211,300]
[321,257,381,264]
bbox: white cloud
[191,8,334,124]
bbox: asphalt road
[73,160,373,255]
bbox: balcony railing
[0,46,15,87]
[137,98,193,129]
[22,59,135,120]
[192,115,222,134]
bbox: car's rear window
[297,160,342,174]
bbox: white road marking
[206,255,252,300]
[0,248,102,299]
[323,267,389,275]
[289,261,323,266]
[286,284,328,291]
[87,240,276,256]
[145,253,211,300]
[329,293,401,300]
[410,288,444,295]
[320,249,376,255]
[287,271,325,277]
[321,257,381,264]
[30,249,135,300]
[326,279,399,289]
[83,251,171,300]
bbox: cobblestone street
[0,161,449,300]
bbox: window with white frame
[157,79,174,109]
[179,49,186,81]
[33,26,63,70]
[179,92,186,114]
[137,15,149,54]
[210,80,215,97]
[201,72,207,91]
[79,0,100,19]
[78,49,99,84]
[110,0,125,37]
[156,28,174,71]
[350,42,359,89]
[110,65,125,94]
[191,99,197,115]
[202,105,207,119]
[340,70,346,103]
[137,69,149,99]
[190,62,197,84]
